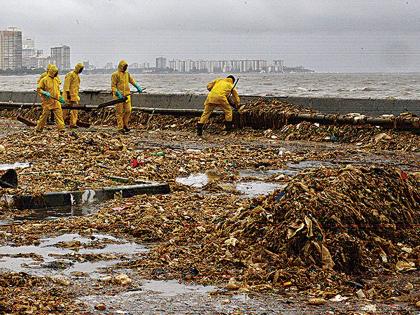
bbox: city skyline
[1,0,420,72]
[0,27,72,71]
[1,27,310,73]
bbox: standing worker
[36,64,66,132]
[111,60,143,133]
[63,63,84,128]
[37,64,60,84]
[38,64,61,124]
[197,75,240,136]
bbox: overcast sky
[1,0,420,72]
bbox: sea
[0,73,419,99]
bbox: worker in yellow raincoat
[38,64,52,84]
[63,63,84,128]
[38,64,61,124]
[111,60,143,133]
[38,64,62,85]
[197,75,240,136]
[36,64,66,132]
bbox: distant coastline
[0,66,315,76]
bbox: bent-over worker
[197,75,240,136]
[63,63,84,128]
[111,60,143,133]
[36,64,66,132]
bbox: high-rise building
[156,57,167,69]
[23,38,35,49]
[0,27,22,70]
[272,60,284,73]
[51,45,70,70]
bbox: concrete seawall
[0,91,419,116]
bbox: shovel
[227,78,240,111]
[97,88,147,109]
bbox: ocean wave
[350,87,381,92]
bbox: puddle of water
[239,169,286,179]
[177,161,334,198]
[176,173,209,188]
[0,162,31,171]
[286,160,335,170]
[12,204,102,222]
[236,182,284,198]
[141,279,215,297]
[240,160,337,179]
[178,161,334,186]
[176,173,282,198]
[0,233,148,277]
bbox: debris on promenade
[2,97,418,152]
[132,166,419,299]
[237,99,419,131]
[0,272,81,313]
[0,110,419,313]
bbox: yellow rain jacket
[37,65,61,110]
[205,77,240,107]
[63,63,83,102]
[38,64,61,85]
[111,60,136,97]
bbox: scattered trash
[130,158,140,168]
[361,304,377,312]
[356,289,366,299]
[395,261,416,272]
[114,273,132,285]
[95,303,107,311]
[137,165,419,297]
[307,298,327,305]
[226,278,241,291]
[0,110,418,312]
[329,294,349,302]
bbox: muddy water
[176,173,282,197]
[236,182,284,198]
[0,233,148,277]
[176,160,335,197]
[12,204,102,221]
[80,281,298,315]
[78,279,414,315]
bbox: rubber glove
[115,90,124,99]
[41,91,51,98]
[134,83,143,93]
[59,96,65,104]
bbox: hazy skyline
[1,0,420,72]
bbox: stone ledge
[5,181,170,210]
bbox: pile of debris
[237,99,419,131]
[236,99,316,129]
[0,272,80,313]
[3,99,418,151]
[139,165,419,296]
[264,122,419,151]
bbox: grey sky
[1,0,419,72]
